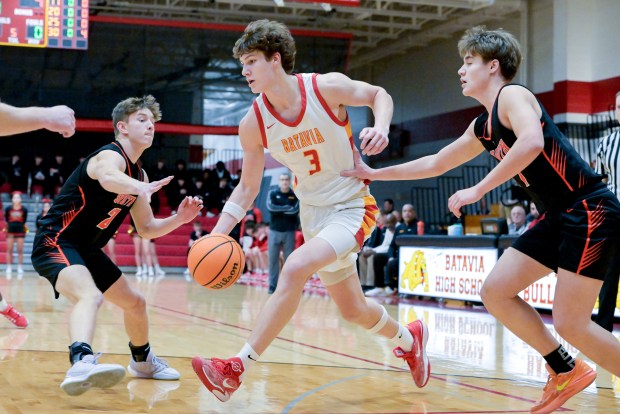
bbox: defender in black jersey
[343,26,620,413]
[31,95,203,396]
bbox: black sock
[129,341,151,362]
[543,344,575,374]
[69,341,93,365]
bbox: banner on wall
[398,246,559,311]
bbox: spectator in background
[508,205,527,236]
[381,198,394,215]
[358,213,385,289]
[232,169,242,187]
[526,202,541,230]
[594,90,620,333]
[168,176,195,213]
[382,204,421,296]
[364,213,398,297]
[29,154,48,199]
[4,191,28,278]
[214,161,231,182]
[150,159,170,214]
[36,198,52,232]
[48,153,68,196]
[185,220,208,281]
[8,154,27,193]
[266,173,299,294]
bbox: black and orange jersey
[474,84,601,213]
[5,206,28,234]
[36,141,144,249]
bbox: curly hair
[232,19,296,74]
[112,95,161,137]
[458,26,522,81]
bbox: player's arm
[211,111,265,235]
[316,72,392,156]
[130,170,203,239]
[448,87,544,217]
[87,150,173,199]
[0,102,76,137]
[342,119,484,181]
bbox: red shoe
[0,305,28,328]
[192,356,244,402]
[530,359,596,414]
[393,320,430,388]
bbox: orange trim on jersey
[354,196,379,249]
[312,73,349,127]
[51,185,87,246]
[576,199,606,274]
[253,101,268,148]
[111,141,133,178]
[262,75,306,127]
[541,140,573,191]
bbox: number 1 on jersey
[303,149,322,176]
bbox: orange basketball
[187,234,245,290]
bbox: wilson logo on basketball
[187,234,244,290]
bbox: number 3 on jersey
[303,149,322,176]
[97,207,121,230]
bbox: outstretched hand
[45,105,76,138]
[341,146,375,180]
[176,196,204,223]
[140,176,174,203]
[359,126,388,156]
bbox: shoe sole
[414,321,431,388]
[191,357,231,402]
[127,365,180,380]
[61,366,126,396]
[530,370,596,414]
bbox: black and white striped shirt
[596,130,620,199]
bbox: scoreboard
[0,0,88,50]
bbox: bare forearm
[372,89,393,132]
[99,170,144,195]
[140,214,185,239]
[211,183,258,235]
[372,155,441,181]
[0,104,50,136]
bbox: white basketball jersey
[253,73,368,206]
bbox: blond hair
[112,95,161,137]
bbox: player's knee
[81,291,105,308]
[553,314,581,342]
[127,293,147,312]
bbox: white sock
[236,343,259,381]
[391,324,414,352]
[0,299,8,312]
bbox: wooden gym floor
[0,273,618,414]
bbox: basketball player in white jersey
[192,19,430,402]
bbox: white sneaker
[135,267,143,276]
[147,267,155,277]
[6,266,12,279]
[17,266,24,275]
[155,266,166,276]
[380,286,396,296]
[128,351,180,380]
[60,353,126,396]
[364,287,385,297]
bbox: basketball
[187,234,245,290]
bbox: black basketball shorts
[31,234,122,299]
[512,183,620,282]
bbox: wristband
[222,201,246,223]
